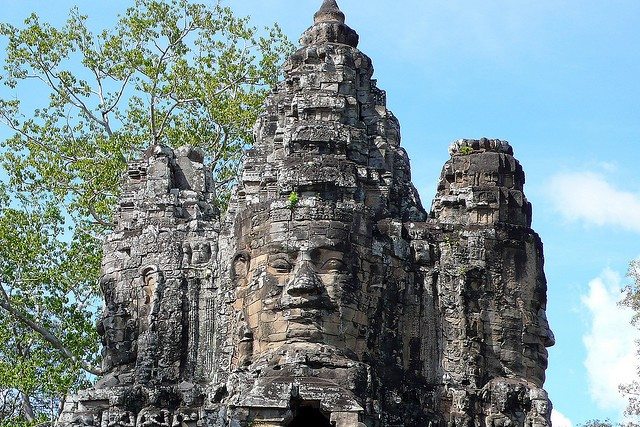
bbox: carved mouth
[278,300,330,325]
[280,293,328,311]
[281,297,325,311]
[539,349,549,368]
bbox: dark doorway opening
[288,406,332,427]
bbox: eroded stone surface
[57,2,553,426]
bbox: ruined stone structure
[57,1,554,426]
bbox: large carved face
[496,241,555,382]
[519,267,555,377]
[233,213,370,359]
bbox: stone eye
[321,258,347,273]
[270,259,292,273]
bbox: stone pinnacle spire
[301,0,359,47]
[314,0,345,24]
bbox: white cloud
[598,162,619,173]
[582,268,640,412]
[549,172,640,233]
[552,409,573,427]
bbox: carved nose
[544,328,556,347]
[539,309,555,347]
[285,262,323,297]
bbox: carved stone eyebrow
[265,244,299,257]
[268,253,294,262]
[306,237,350,253]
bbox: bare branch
[92,67,106,111]
[0,389,21,420]
[26,45,111,135]
[21,392,35,422]
[209,126,230,165]
[103,72,133,115]
[148,20,198,143]
[88,203,115,229]
[89,61,131,136]
[156,96,200,138]
[58,73,112,136]
[0,108,80,163]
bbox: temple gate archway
[288,406,332,427]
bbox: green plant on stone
[443,234,454,246]
[287,191,299,209]
[460,146,474,155]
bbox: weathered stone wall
[430,139,554,427]
[57,2,554,427]
[58,145,220,426]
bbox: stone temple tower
[57,1,554,426]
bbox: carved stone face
[97,272,137,370]
[106,410,136,427]
[137,408,171,427]
[518,276,555,379]
[233,215,369,359]
[533,398,548,416]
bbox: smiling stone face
[232,212,368,361]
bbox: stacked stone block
[57,2,554,426]
[58,146,219,426]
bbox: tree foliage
[0,0,292,424]
[0,0,291,224]
[620,259,640,423]
[580,420,620,427]
[0,189,101,425]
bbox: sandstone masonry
[57,1,554,426]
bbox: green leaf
[0,1,293,423]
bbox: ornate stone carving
[58,1,553,426]
[137,408,171,427]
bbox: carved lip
[279,302,327,322]
[279,294,328,311]
[281,300,324,311]
[539,349,549,368]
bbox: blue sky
[2,1,640,425]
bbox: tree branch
[148,20,198,143]
[27,45,111,135]
[91,66,110,134]
[0,108,80,163]
[88,203,115,229]
[156,96,201,138]
[103,71,133,115]
[0,279,103,376]
[21,392,35,422]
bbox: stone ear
[232,252,250,280]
